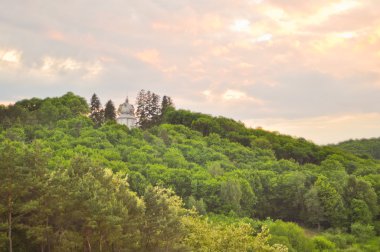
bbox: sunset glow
[1,0,380,143]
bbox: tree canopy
[0,92,379,251]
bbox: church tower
[116,97,137,128]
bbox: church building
[116,98,137,128]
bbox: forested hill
[333,138,380,160]
[0,92,379,251]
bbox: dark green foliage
[268,220,314,252]
[161,95,174,115]
[313,236,336,251]
[136,89,161,129]
[164,109,335,164]
[89,93,104,127]
[104,99,116,121]
[1,92,379,251]
[0,92,89,129]
[351,222,376,242]
[335,137,380,159]
[141,186,187,251]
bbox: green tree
[312,236,336,252]
[312,176,347,228]
[136,89,148,128]
[141,186,187,251]
[345,175,378,220]
[220,178,242,213]
[304,186,324,231]
[104,99,116,122]
[269,220,314,252]
[0,141,30,252]
[89,93,104,127]
[350,222,375,242]
[192,117,220,136]
[186,196,207,215]
[136,89,162,128]
[350,199,372,224]
[148,92,161,126]
[161,95,174,115]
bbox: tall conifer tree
[89,93,104,127]
[104,100,116,122]
[136,89,148,128]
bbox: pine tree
[22,141,52,251]
[136,90,170,128]
[135,90,159,128]
[136,89,148,128]
[89,94,104,127]
[161,95,174,114]
[104,100,116,122]
[149,93,161,126]
[0,141,29,252]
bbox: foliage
[334,137,380,159]
[104,99,116,122]
[0,92,379,251]
[312,236,336,251]
[268,220,314,252]
[90,93,104,127]
[351,222,375,242]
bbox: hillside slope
[0,92,379,251]
[334,138,380,160]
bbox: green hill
[334,138,380,160]
[0,92,379,251]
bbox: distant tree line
[89,94,116,127]
[90,90,174,129]
[135,89,174,129]
[334,138,380,160]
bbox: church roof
[117,97,135,116]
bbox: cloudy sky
[1,0,380,144]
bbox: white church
[116,98,137,128]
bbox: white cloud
[0,49,22,67]
[254,33,273,42]
[202,90,211,96]
[223,89,247,100]
[230,19,251,33]
[336,32,356,39]
[222,89,265,105]
[37,56,103,79]
[308,0,362,24]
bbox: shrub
[313,236,336,251]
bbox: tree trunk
[8,202,13,252]
[99,235,102,252]
[86,236,92,252]
[8,193,13,252]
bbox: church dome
[118,98,135,116]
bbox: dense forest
[334,138,380,160]
[0,92,379,251]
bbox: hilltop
[0,92,379,251]
[333,138,380,160]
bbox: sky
[0,0,380,144]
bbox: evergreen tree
[89,93,104,127]
[136,89,148,128]
[0,141,29,252]
[161,95,174,114]
[104,100,116,122]
[135,89,161,128]
[149,92,161,126]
